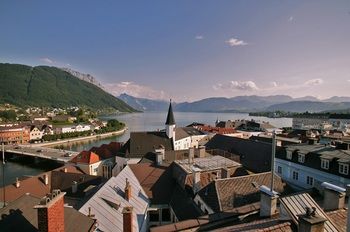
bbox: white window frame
[292,171,299,180]
[286,150,292,160]
[339,163,349,175]
[298,154,305,163]
[306,176,314,186]
[321,159,329,170]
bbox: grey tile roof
[175,127,205,141]
[206,134,276,173]
[285,144,350,163]
[197,172,286,212]
[279,193,338,232]
[79,165,149,232]
[126,131,173,158]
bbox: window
[277,166,282,174]
[306,176,314,186]
[339,163,349,175]
[298,154,305,163]
[161,208,171,222]
[286,150,292,160]
[292,171,299,180]
[149,210,160,222]
[321,159,329,170]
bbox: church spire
[165,99,175,125]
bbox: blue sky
[1,1,350,101]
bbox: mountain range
[0,63,135,112]
[117,93,350,113]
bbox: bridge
[2,144,79,163]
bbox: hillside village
[1,101,350,231]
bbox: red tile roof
[129,163,175,205]
[326,209,347,232]
[71,151,100,164]
[0,165,85,203]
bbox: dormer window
[339,163,349,175]
[298,154,305,163]
[321,159,329,170]
[286,150,292,160]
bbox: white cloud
[195,35,204,40]
[304,78,324,86]
[225,37,248,46]
[104,81,169,100]
[40,57,54,64]
[288,16,294,22]
[214,81,258,91]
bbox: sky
[1,1,350,102]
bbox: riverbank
[28,127,128,147]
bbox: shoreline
[28,127,128,148]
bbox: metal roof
[175,155,241,174]
[79,166,149,232]
[279,193,338,232]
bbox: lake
[67,111,292,151]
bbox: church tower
[165,100,176,139]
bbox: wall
[275,158,350,190]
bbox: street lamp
[1,139,6,208]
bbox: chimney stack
[189,147,194,164]
[298,207,326,232]
[15,177,20,188]
[155,152,163,166]
[154,145,165,161]
[259,185,278,217]
[34,189,66,232]
[221,168,230,179]
[195,146,206,158]
[44,174,49,185]
[321,182,346,211]
[125,178,131,201]
[192,171,201,194]
[72,181,78,194]
[122,206,133,232]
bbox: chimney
[155,152,163,165]
[298,207,327,232]
[198,146,206,158]
[154,145,165,160]
[259,185,278,217]
[15,177,20,188]
[122,206,133,232]
[72,181,78,194]
[321,182,346,211]
[192,171,201,194]
[189,147,194,164]
[34,189,66,232]
[44,174,49,185]
[221,168,230,179]
[125,178,131,201]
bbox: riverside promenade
[28,127,128,148]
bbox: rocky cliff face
[61,68,105,89]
